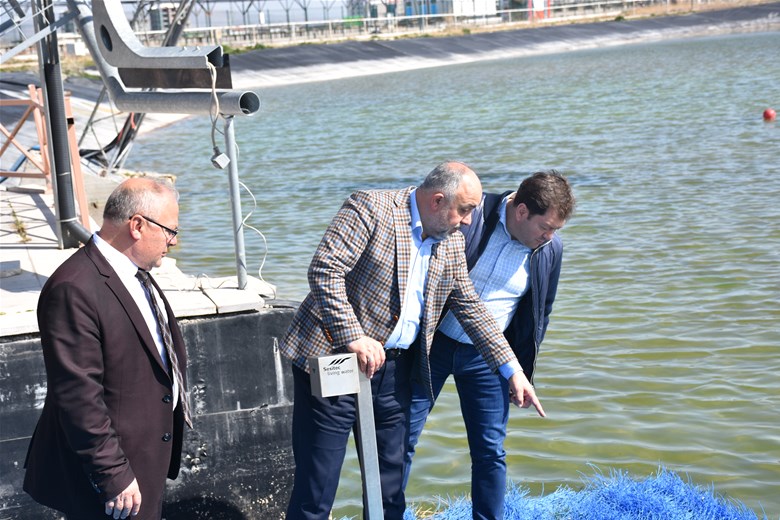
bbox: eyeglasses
[140,215,179,242]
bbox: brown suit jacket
[23,238,186,519]
[281,187,517,399]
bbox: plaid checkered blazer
[280,187,517,399]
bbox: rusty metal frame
[0,85,91,231]
[0,85,51,181]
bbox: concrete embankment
[230,2,780,88]
[1,307,298,519]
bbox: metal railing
[1,0,762,56]
[124,0,747,48]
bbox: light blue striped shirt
[385,189,441,350]
[438,195,529,378]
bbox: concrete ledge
[164,289,218,317]
[0,311,38,337]
[202,287,265,314]
[0,188,278,334]
[0,307,297,519]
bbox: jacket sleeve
[307,190,375,348]
[38,279,135,501]
[444,238,518,372]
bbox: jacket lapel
[421,241,445,338]
[393,188,414,307]
[86,240,170,377]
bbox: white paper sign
[308,353,360,398]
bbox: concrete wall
[0,306,297,519]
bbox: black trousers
[286,348,414,520]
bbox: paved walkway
[0,180,276,337]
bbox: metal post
[35,0,91,248]
[355,371,383,518]
[223,115,248,289]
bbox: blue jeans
[404,332,509,520]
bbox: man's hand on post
[347,337,386,378]
[104,478,141,519]
[508,372,546,417]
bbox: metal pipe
[356,372,383,518]
[66,0,259,284]
[67,0,260,117]
[103,77,260,116]
[223,116,248,290]
[36,0,91,248]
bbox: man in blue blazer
[405,170,575,520]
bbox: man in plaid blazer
[281,161,544,520]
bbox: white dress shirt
[93,233,178,407]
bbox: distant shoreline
[230,1,780,88]
[2,2,778,141]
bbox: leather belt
[384,348,408,359]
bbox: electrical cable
[206,61,223,154]
[204,61,275,299]
[237,179,276,299]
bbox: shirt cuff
[499,360,523,380]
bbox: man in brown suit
[282,161,544,520]
[24,177,191,520]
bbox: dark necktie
[136,269,193,428]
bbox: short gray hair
[419,161,471,201]
[103,178,178,223]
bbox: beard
[426,209,459,241]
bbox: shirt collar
[409,188,425,244]
[500,194,541,251]
[498,195,512,238]
[93,232,142,278]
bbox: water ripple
[128,31,780,518]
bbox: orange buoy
[764,108,776,122]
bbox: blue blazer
[460,191,563,382]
